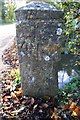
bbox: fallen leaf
[3,95,11,102]
[42,103,49,109]
[11,92,17,99]
[12,105,26,114]
[15,88,22,97]
[0,97,3,102]
[77,108,80,119]
[74,106,79,114]
[33,104,38,109]
[30,97,35,105]
[71,111,77,117]
[51,107,58,119]
[10,114,15,119]
[70,102,76,111]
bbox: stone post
[16,1,64,97]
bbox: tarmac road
[0,23,16,48]
[0,23,16,95]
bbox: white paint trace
[44,55,50,61]
[56,28,62,35]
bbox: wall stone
[16,1,64,97]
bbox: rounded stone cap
[18,1,57,10]
[16,1,64,20]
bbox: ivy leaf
[66,31,69,35]
[71,19,78,28]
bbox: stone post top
[15,1,64,22]
[16,1,63,11]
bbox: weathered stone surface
[16,1,64,97]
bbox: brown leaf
[70,102,76,111]
[65,103,70,110]
[74,106,79,115]
[77,108,80,119]
[51,107,58,120]
[6,80,11,85]
[30,97,35,105]
[3,96,11,102]
[22,99,27,105]
[11,92,17,99]
[3,103,13,111]
[0,97,3,102]
[15,88,22,97]
[42,103,49,109]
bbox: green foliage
[1,0,7,23]
[11,69,21,85]
[49,2,80,54]
[5,3,16,23]
[0,1,16,23]
[58,2,80,54]
[10,69,21,92]
[0,0,2,24]
[59,76,80,100]
[64,76,80,92]
[57,75,80,106]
